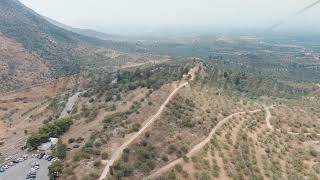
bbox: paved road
[0,158,51,180]
[60,92,81,118]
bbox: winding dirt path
[264,106,273,131]
[264,106,320,136]
[145,109,262,180]
[98,66,199,180]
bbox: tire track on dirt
[145,109,262,180]
[98,66,199,180]
[265,106,320,136]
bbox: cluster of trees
[47,140,67,179]
[26,118,73,149]
[89,63,191,103]
[53,140,67,160]
[48,97,66,117]
[200,62,308,99]
[48,161,64,179]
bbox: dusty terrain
[0,76,80,161]
[0,33,51,93]
[151,96,320,180]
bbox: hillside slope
[0,33,51,92]
[0,0,144,92]
[0,0,118,77]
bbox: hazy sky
[19,0,320,34]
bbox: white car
[23,155,28,159]
[31,154,38,158]
[30,167,39,172]
[3,165,9,169]
[52,158,60,162]
[28,169,37,174]
[5,156,12,161]
[31,162,39,166]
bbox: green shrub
[174,164,183,172]
[101,152,109,160]
[27,118,73,149]
[68,138,75,144]
[53,140,67,160]
[48,161,64,179]
[76,137,84,143]
[93,159,102,167]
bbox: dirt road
[98,82,188,180]
[98,66,199,180]
[311,83,320,94]
[264,106,273,130]
[265,106,320,136]
[145,109,262,180]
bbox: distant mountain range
[45,17,115,41]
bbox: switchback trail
[98,66,199,180]
[265,106,320,136]
[145,109,262,180]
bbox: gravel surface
[60,92,81,118]
[0,158,51,180]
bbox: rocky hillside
[0,33,51,92]
[0,0,111,76]
[0,0,141,92]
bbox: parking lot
[0,158,51,180]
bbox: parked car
[30,166,38,171]
[31,162,40,168]
[5,156,12,161]
[31,154,38,158]
[43,154,49,159]
[23,155,28,159]
[26,174,36,179]
[0,167,5,172]
[38,153,45,159]
[46,155,53,161]
[73,144,80,148]
[3,165,9,169]
[28,169,37,175]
